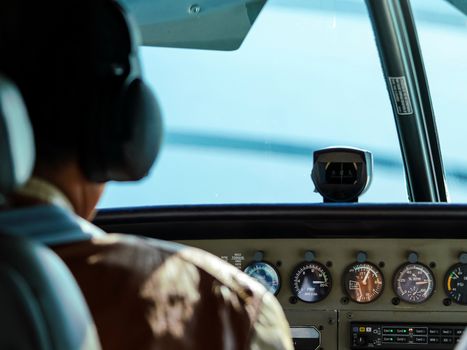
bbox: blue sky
[100,0,467,208]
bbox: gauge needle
[362,270,370,285]
[415,281,428,285]
[313,281,325,284]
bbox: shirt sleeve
[249,291,294,350]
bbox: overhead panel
[121,0,267,50]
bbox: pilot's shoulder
[133,234,293,349]
[56,233,293,349]
[59,232,266,298]
[114,233,269,300]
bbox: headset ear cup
[105,79,163,181]
[77,1,163,183]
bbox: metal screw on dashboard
[188,4,201,14]
[346,312,353,319]
[443,298,452,306]
[392,297,400,305]
[289,296,298,304]
[341,296,349,305]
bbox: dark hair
[0,1,126,166]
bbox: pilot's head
[0,0,162,218]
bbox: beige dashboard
[177,238,467,350]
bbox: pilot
[0,1,293,350]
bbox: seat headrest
[0,74,35,195]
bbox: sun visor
[120,0,267,51]
[445,0,467,16]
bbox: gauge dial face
[291,261,332,303]
[445,263,467,305]
[244,261,280,295]
[393,263,435,303]
[344,262,384,303]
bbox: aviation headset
[80,0,163,182]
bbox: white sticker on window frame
[388,76,414,116]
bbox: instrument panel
[95,203,467,349]
[177,238,467,350]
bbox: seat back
[0,234,101,350]
[0,74,34,198]
[0,74,101,350]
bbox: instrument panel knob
[253,250,264,262]
[304,250,316,262]
[356,251,367,263]
[407,251,418,263]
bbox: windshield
[99,0,467,208]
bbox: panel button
[429,329,440,335]
[355,336,367,346]
[414,337,427,343]
[414,328,427,335]
[442,329,453,336]
[383,328,395,335]
[395,337,408,343]
[441,337,453,344]
[396,328,409,335]
[428,337,440,344]
[382,336,395,343]
[456,337,460,344]
[455,329,464,336]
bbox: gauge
[244,261,280,295]
[393,263,435,303]
[445,263,467,305]
[291,261,332,303]
[343,262,384,303]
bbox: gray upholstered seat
[0,74,34,199]
[0,74,101,350]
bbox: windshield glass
[99,0,466,208]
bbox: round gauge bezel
[243,260,281,296]
[343,262,385,304]
[290,261,332,303]
[444,263,467,305]
[392,262,435,304]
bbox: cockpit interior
[1,0,467,350]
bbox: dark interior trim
[94,203,467,240]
